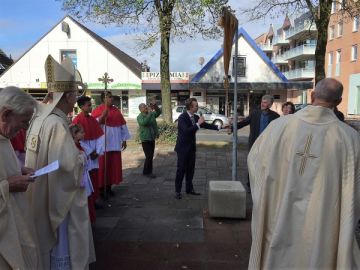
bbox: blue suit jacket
[174,112,218,154]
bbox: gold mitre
[45,54,84,93]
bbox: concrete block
[208,181,246,218]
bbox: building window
[331,1,336,14]
[273,95,281,100]
[60,50,77,67]
[232,56,246,77]
[354,16,359,32]
[329,25,335,40]
[337,21,343,37]
[335,50,341,76]
[327,52,333,77]
[351,45,358,61]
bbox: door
[121,95,129,117]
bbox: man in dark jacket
[137,102,161,178]
[231,94,279,192]
[174,98,219,199]
[232,95,280,150]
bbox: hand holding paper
[31,160,59,178]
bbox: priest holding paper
[0,86,40,269]
[248,78,360,269]
[25,55,95,269]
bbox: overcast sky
[0,0,281,73]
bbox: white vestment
[25,107,95,270]
[248,105,360,269]
[80,136,105,171]
[0,135,40,269]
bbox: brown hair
[185,97,198,110]
[282,101,295,114]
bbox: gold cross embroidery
[296,134,317,175]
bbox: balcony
[273,35,289,46]
[283,44,316,61]
[283,67,315,80]
[285,21,317,40]
[272,54,288,64]
[258,43,273,52]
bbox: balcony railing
[272,54,288,64]
[258,43,273,51]
[272,35,289,45]
[285,21,317,40]
[283,67,315,80]
[283,44,316,60]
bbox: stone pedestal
[208,181,246,218]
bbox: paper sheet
[32,160,59,178]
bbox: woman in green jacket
[137,103,161,178]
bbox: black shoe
[94,200,105,209]
[144,173,156,179]
[106,186,115,197]
[174,192,182,199]
[186,190,201,195]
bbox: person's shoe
[186,190,201,195]
[174,192,182,199]
[145,173,156,179]
[94,200,105,209]
[106,186,115,197]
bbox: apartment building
[256,12,316,106]
[326,2,360,118]
[257,7,360,118]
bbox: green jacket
[137,107,161,142]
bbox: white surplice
[97,124,131,151]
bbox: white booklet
[31,160,59,178]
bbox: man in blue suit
[174,98,220,199]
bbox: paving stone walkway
[90,143,252,270]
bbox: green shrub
[135,121,177,144]
[157,122,177,144]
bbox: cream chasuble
[25,108,95,269]
[248,105,360,269]
[0,135,40,269]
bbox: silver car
[172,105,229,128]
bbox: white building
[0,16,144,118]
[191,28,311,116]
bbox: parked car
[294,103,308,112]
[172,105,229,128]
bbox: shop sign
[141,72,189,83]
[87,82,141,90]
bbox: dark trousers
[142,140,155,175]
[175,150,196,193]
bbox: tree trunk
[314,3,331,84]
[160,30,172,123]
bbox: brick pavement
[90,143,252,270]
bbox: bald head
[313,78,343,106]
